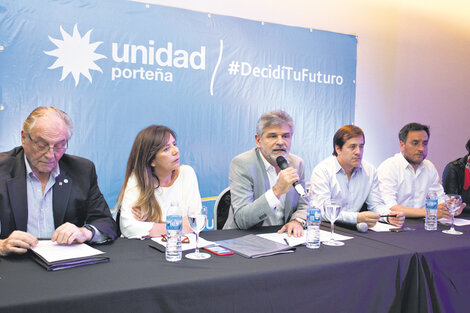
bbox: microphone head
[276,156,288,170]
[356,222,368,233]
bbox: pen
[380,214,397,218]
[284,238,290,246]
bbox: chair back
[213,187,231,230]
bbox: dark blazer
[0,146,118,240]
[442,155,470,211]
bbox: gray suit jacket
[224,148,307,230]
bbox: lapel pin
[59,182,63,186]
[64,179,69,184]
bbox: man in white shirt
[377,122,465,218]
[223,110,307,237]
[310,125,404,228]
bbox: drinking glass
[323,201,344,246]
[442,194,463,235]
[185,206,211,259]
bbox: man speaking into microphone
[223,110,307,237]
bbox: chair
[213,187,231,229]
[113,207,122,237]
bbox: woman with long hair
[115,125,201,238]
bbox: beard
[404,154,424,166]
[260,146,288,165]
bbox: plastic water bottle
[425,191,438,231]
[165,203,182,262]
[306,207,321,249]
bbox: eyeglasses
[27,133,68,154]
[161,234,190,243]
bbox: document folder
[30,240,109,271]
[216,234,295,258]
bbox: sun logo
[44,24,106,86]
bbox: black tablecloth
[334,213,470,313]
[0,227,417,313]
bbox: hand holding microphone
[275,156,306,197]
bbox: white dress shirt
[259,153,285,226]
[119,165,202,239]
[377,153,445,209]
[310,156,389,224]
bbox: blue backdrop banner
[0,0,357,229]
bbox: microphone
[356,222,368,233]
[275,156,306,197]
[334,221,368,233]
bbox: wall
[134,0,470,177]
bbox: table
[334,213,470,313]
[1,227,417,313]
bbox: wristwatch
[295,218,307,229]
[83,224,96,242]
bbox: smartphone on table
[203,245,234,256]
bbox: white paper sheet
[31,240,105,263]
[151,233,214,251]
[257,230,353,247]
[438,218,470,226]
[370,222,398,232]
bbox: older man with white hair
[0,107,118,256]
